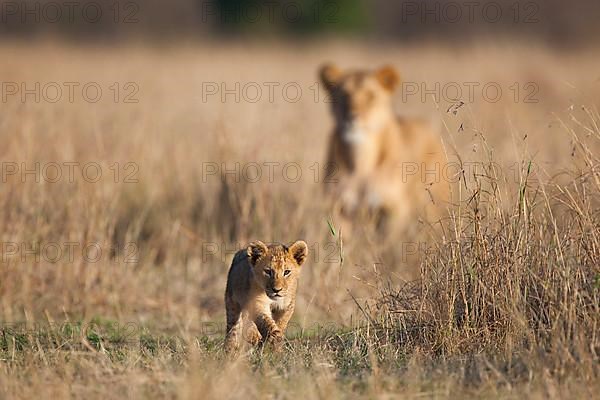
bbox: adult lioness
[320,63,449,231]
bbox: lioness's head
[247,241,308,299]
[320,64,400,143]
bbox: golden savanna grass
[0,41,598,398]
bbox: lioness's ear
[375,65,400,92]
[288,240,308,266]
[320,63,343,93]
[247,241,268,266]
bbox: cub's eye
[284,270,291,277]
[263,269,273,277]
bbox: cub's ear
[319,63,343,93]
[288,240,308,266]
[375,65,400,92]
[247,241,268,266]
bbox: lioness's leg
[224,297,242,353]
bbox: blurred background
[1,3,599,397]
[1,0,599,46]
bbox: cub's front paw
[268,330,284,351]
[245,327,262,346]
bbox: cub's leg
[243,321,262,346]
[273,304,295,335]
[255,313,283,350]
[224,297,242,353]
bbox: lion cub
[320,63,449,230]
[224,240,308,352]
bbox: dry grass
[0,40,598,398]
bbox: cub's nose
[272,287,282,294]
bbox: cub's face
[247,241,308,300]
[320,64,400,144]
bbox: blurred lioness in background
[320,63,450,234]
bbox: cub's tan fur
[224,240,308,352]
[320,64,449,230]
